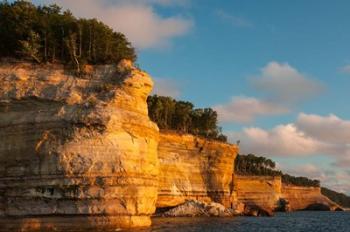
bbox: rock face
[243,204,274,217]
[159,200,234,217]
[233,175,341,212]
[233,175,281,213]
[0,61,159,230]
[281,185,340,211]
[157,132,239,209]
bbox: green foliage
[147,95,227,142]
[0,0,136,68]
[282,174,320,187]
[321,187,350,208]
[235,154,320,187]
[235,154,282,176]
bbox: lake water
[123,211,350,232]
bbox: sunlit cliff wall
[233,175,281,210]
[233,175,340,211]
[157,132,239,208]
[0,60,159,230]
[281,185,340,211]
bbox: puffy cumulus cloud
[296,113,350,144]
[214,96,288,123]
[152,78,181,98]
[230,124,324,156]
[228,113,350,165]
[252,61,324,103]
[214,62,323,123]
[36,0,193,49]
[339,64,350,74]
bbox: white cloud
[252,61,323,103]
[214,96,288,123]
[152,78,181,98]
[214,62,323,123]
[36,0,193,49]
[228,113,350,161]
[339,64,350,74]
[215,9,253,28]
[296,113,350,144]
[231,125,350,194]
[230,124,324,156]
[228,112,350,194]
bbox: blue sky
[33,0,350,194]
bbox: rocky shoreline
[154,199,344,219]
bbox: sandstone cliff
[281,185,340,211]
[233,175,341,212]
[0,60,341,231]
[157,132,239,209]
[0,60,159,230]
[233,175,281,211]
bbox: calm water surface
[123,212,350,232]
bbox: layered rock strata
[233,175,341,212]
[0,61,159,230]
[281,185,340,211]
[233,175,281,211]
[157,132,239,208]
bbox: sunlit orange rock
[233,175,341,212]
[0,60,159,230]
[157,132,239,209]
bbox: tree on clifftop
[235,153,320,187]
[0,0,136,70]
[147,95,228,142]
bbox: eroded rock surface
[157,132,239,208]
[233,175,342,212]
[233,175,281,211]
[281,185,341,211]
[0,61,159,230]
[158,200,234,217]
